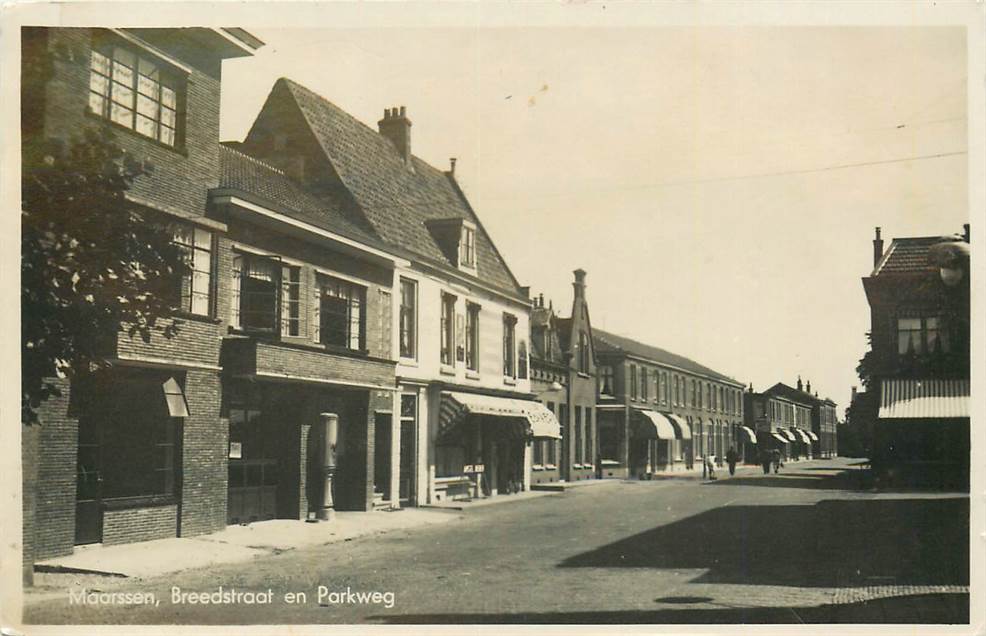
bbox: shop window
[173,225,212,316]
[435,444,466,478]
[399,278,417,359]
[89,42,182,147]
[315,274,365,351]
[89,372,181,500]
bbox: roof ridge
[220,143,286,176]
[594,327,739,383]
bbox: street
[24,457,969,625]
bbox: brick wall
[115,316,222,368]
[102,505,178,545]
[179,369,227,537]
[22,423,40,583]
[31,378,78,561]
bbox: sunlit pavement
[23,457,969,625]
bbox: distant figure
[725,446,738,476]
[772,448,782,474]
[705,454,717,480]
[759,448,771,475]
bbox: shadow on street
[556,495,968,588]
[704,472,861,491]
[368,593,969,624]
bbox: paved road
[23,457,969,625]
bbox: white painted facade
[389,263,533,505]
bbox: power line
[479,149,967,204]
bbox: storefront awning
[439,391,562,439]
[739,426,757,444]
[665,413,692,440]
[771,432,789,444]
[878,379,970,419]
[777,429,796,442]
[631,409,677,440]
[807,431,819,441]
[792,428,812,444]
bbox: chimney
[797,376,803,392]
[873,227,884,267]
[449,157,457,175]
[851,385,858,402]
[806,380,811,394]
[538,293,544,308]
[573,268,587,299]
[963,223,970,243]
[378,106,412,165]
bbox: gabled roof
[267,78,522,296]
[217,143,380,246]
[766,382,818,406]
[593,328,740,385]
[872,236,955,276]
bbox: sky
[218,26,968,412]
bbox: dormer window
[460,226,476,268]
[425,218,478,273]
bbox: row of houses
[22,27,838,575]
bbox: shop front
[628,408,676,477]
[738,425,758,463]
[432,391,561,502]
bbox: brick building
[860,225,970,487]
[22,27,264,572]
[233,79,556,504]
[528,270,599,486]
[593,331,746,479]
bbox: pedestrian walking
[725,446,738,476]
[759,448,771,474]
[705,454,717,480]
[772,448,782,474]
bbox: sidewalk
[34,507,461,581]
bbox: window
[534,436,544,465]
[173,226,211,316]
[662,372,669,404]
[630,365,638,400]
[897,316,948,355]
[280,265,301,337]
[440,293,456,366]
[575,407,583,464]
[598,365,614,396]
[657,372,663,404]
[640,368,648,400]
[231,253,279,332]
[503,314,517,377]
[460,226,476,268]
[673,376,679,406]
[691,380,697,409]
[518,341,528,379]
[719,387,725,412]
[586,409,594,464]
[399,278,417,358]
[546,402,557,465]
[315,274,365,350]
[578,331,590,372]
[89,44,180,147]
[465,302,480,371]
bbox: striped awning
[771,432,789,444]
[666,413,692,440]
[807,431,819,441]
[439,391,562,440]
[792,428,812,444]
[776,429,796,442]
[878,379,970,419]
[739,426,757,444]
[631,409,677,440]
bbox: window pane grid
[89,44,179,146]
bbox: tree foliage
[22,128,184,423]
